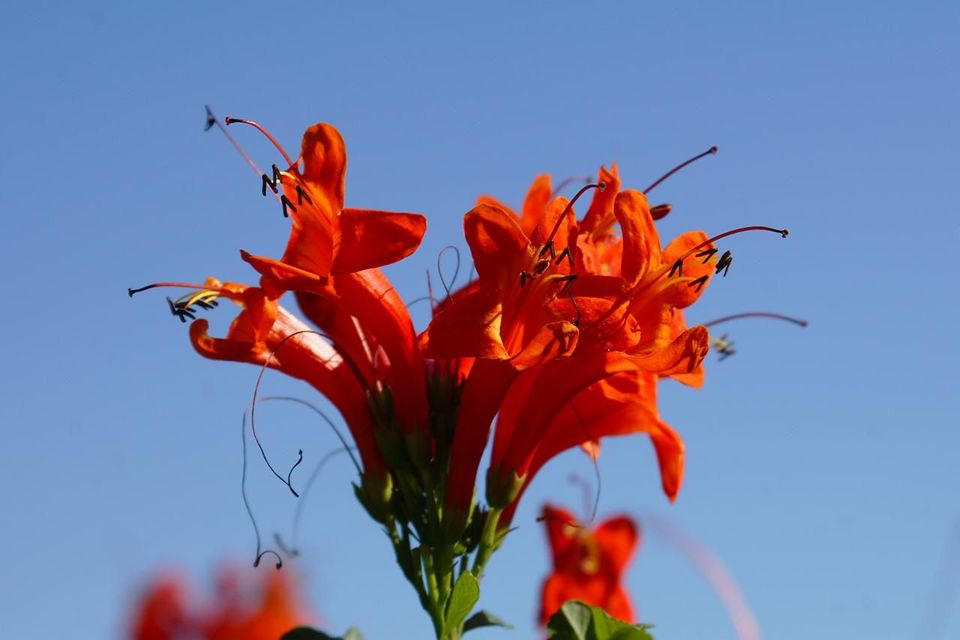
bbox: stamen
[669,259,684,278]
[296,184,313,205]
[262,164,282,196]
[167,297,195,323]
[651,203,673,220]
[715,250,733,277]
[712,334,737,360]
[696,248,718,264]
[678,226,788,263]
[643,146,718,194]
[688,276,709,293]
[224,115,296,167]
[551,175,592,198]
[702,312,809,329]
[204,106,279,204]
[535,513,583,528]
[280,194,297,218]
[241,410,283,570]
[542,182,606,249]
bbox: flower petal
[464,203,532,284]
[580,164,621,235]
[520,174,553,238]
[297,122,346,216]
[630,325,710,376]
[508,320,578,370]
[614,189,661,284]
[595,516,640,579]
[331,208,427,274]
[418,286,509,360]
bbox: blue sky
[1,1,958,638]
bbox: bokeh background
[2,1,958,638]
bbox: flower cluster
[130,567,309,640]
[133,116,787,638]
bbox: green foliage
[281,626,364,640]
[546,601,654,640]
[442,571,480,639]
[463,609,514,632]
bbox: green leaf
[443,571,480,638]
[546,601,654,640]
[547,601,593,639]
[463,610,514,632]
[281,626,364,640]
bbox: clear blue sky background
[2,1,958,638]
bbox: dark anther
[194,299,219,310]
[554,247,573,266]
[715,250,733,277]
[204,106,217,132]
[688,275,709,293]
[568,290,582,327]
[280,195,297,218]
[696,248,718,264]
[780,228,790,238]
[713,334,736,361]
[651,203,672,220]
[669,258,684,278]
[520,272,531,288]
[533,260,550,276]
[261,164,282,197]
[539,241,556,260]
[167,297,196,323]
[296,184,312,205]
[558,274,577,293]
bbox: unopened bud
[486,466,526,508]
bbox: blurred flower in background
[538,504,640,626]
[129,565,312,640]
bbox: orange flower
[239,122,429,436]
[130,568,310,640]
[538,504,639,626]
[495,362,684,529]
[181,279,387,479]
[424,171,711,517]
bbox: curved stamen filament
[643,146,718,194]
[679,226,788,263]
[592,225,789,328]
[225,116,296,167]
[551,175,592,198]
[703,312,808,329]
[543,182,606,248]
[128,281,235,298]
[205,106,282,204]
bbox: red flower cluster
[133,117,787,634]
[129,568,309,640]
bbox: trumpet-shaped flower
[240,122,429,435]
[539,504,639,626]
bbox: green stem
[422,551,445,636]
[471,508,503,579]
